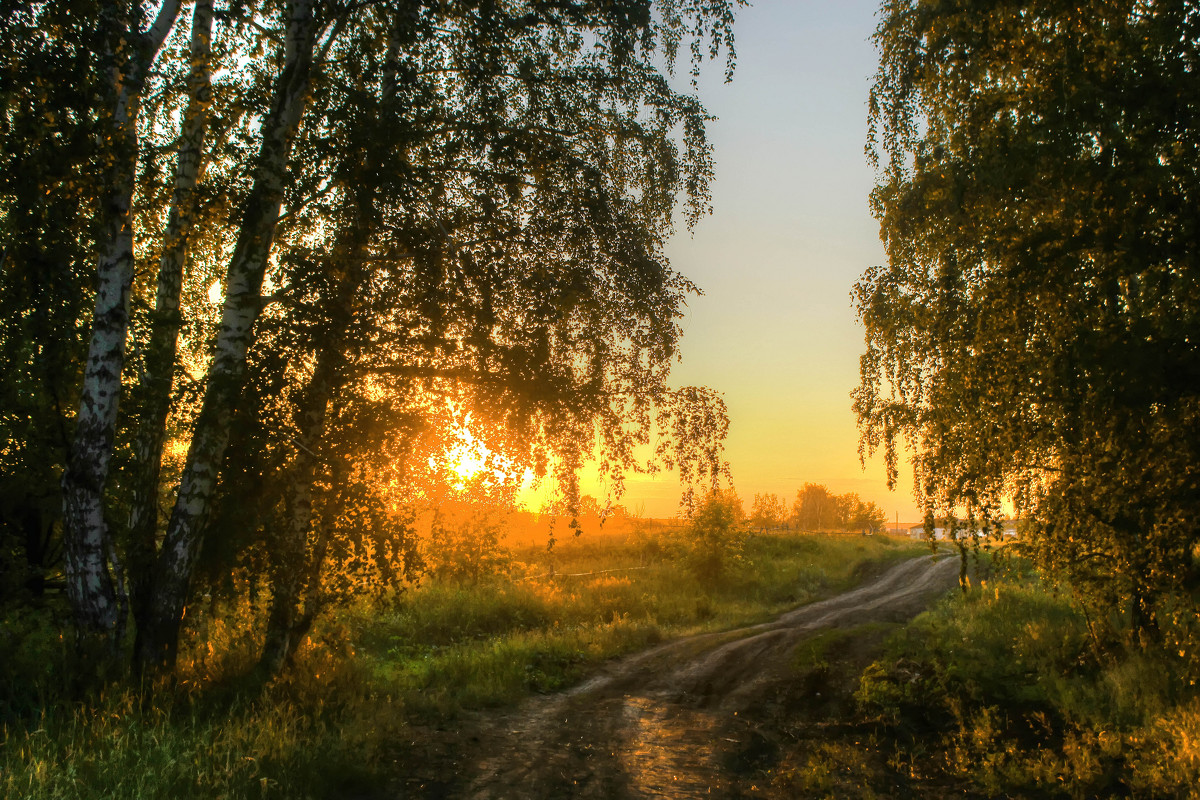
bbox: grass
[852,558,1200,798]
[0,526,922,799]
[351,528,920,716]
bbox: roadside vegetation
[0,499,921,800]
[760,550,1200,799]
[839,2,1200,794]
[853,555,1200,798]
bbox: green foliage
[0,0,105,609]
[3,0,746,667]
[857,566,1200,797]
[682,490,745,583]
[858,0,1200,624]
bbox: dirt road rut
[462,553,959,799]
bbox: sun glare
[433,413,530,494]
[445,428,491,483]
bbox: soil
[370,553,963,799]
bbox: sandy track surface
[459,553,960,799]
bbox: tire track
[464,554,959,799]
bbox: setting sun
[440,423,493,486]
[431,414,530,495]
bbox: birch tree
[239,1,739,672]
[5,0,742,672]
[125,0,215,655]
[60,0,183,639]
[858,0,1200,631]
[136,0,323,668]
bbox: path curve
[464,553,959,799]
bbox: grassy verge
[1,530,922,799]
[847,558,1200,798]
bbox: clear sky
[592,0,922,522]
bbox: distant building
[909,524,948,540]
[909,519,1020,540]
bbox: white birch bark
[62,0,182,639]
[259,346,339,674]
[127,0,214,635]
[140,0,320,669]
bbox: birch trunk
[127,0,214,649]
[137,0,319,670]
[257,9,414,671]
[61,0,182,640]
[259,346,340,674]
[258,207,379,673]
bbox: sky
[574,0,923,523]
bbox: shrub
[682,490,745,583]
[423,501,512,585]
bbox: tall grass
[1,529,920,799]
[855,559,1200,798]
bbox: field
[10,523,1197,799]
[1,524,922,799]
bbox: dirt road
[451,553,960,799]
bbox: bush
[423,502,512,585]
[682,490,745,583]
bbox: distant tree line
[748,484,887,534]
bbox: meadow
[0,522,921,799]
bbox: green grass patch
[856,562,1200,798]
[2,530,922,799]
